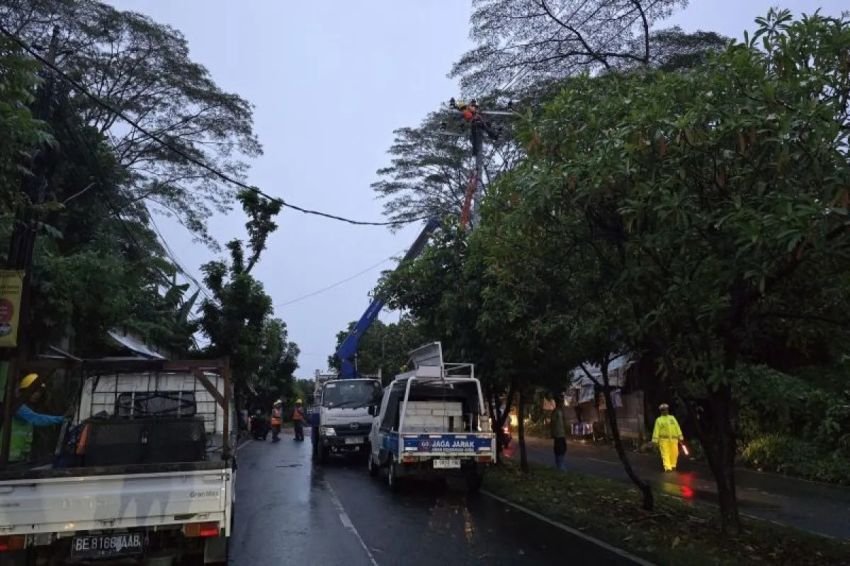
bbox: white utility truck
[367,342,495,491]
[0,358,235,565]
[312,376,382,464]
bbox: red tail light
[183,522,220,538]
[0,535,26,552]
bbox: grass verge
[483,460,850,566]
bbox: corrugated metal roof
[107,331,166,360]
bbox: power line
[275,252,403,308]
[0,24,427,228]
[146,211,216,304]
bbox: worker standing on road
[550,391,568,470]
[271,399,283,443]
[292,399,306,442]
[652,403,684,472]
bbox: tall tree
[482,9,850,531]
[450,0,727,95]
[199,189,294,410]
[372,107,517,226]
[1,0,262,246]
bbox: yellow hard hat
[19,373,39,390]
[295,399,303,404]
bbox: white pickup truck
[0,358,235,565]
[367,343,495,492]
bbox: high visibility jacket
[652,414,683,441]
[271,408,282,426]
[292,408,305,422]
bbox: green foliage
[199,189,298,410]
[0,37,51,214]
[2,0,262,246]
[740,434,850,485]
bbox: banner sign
[0,271,24,348]
[403,434,492,454]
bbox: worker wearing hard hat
[652,403,684,472]
[7,374,65,462]
[292,399,306,442]
[271,399,283,442]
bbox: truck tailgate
[401,433,495,456]
[0,468,231,537]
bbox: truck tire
[367,453,379,477]
[317,440,328,465]
[387,458,401,492]
[466,471,484,494]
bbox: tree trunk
[682,384,741,534]
[592,362,654,511]
[518,387,529,473]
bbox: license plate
[433,458,461,469]
[71,533,144,559]
[345,436,364,445]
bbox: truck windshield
[322,381,381,408]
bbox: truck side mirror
[368,405,377,417]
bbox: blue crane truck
[311,219,439,463]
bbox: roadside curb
[481,490,656,566]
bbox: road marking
[324,480,380,566]
[236,439,252,452]
[482,490,656,566]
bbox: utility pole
[0,26,61,464]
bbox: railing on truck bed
[0,357,234,473]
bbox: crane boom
[336,218,439,379]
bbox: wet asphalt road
[230,429,636,566]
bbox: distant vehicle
[250,411,270,440]
[367,342,496,492]
[0,358,235,565]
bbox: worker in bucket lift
[271,399,283,442]
[7,374,66,463]
[652,403,684,472]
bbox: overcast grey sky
[107,0,839,378]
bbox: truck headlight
[320,426,336,437]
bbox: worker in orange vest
[271,399,283,442]
[292,399,306,442]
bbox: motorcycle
[249,412,270,441]
[500,424,512,449]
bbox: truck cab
[312,378,382,463]
[367,343,495,492]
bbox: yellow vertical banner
[0,271,24,348]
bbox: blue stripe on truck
[401,434,492,454]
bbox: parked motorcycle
[500,424,512,449]
[250,411,270,441]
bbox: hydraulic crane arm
[336,218,440,379]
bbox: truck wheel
[367,453,379,477]
[387,458,401,492]
[317,441,328,465]
[466,471,484,493]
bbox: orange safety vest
[271,407,282,426]
[292,407,305,422]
